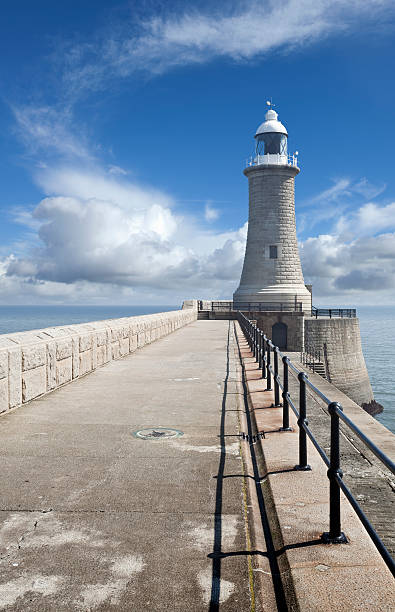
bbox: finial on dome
[265,108,278,121]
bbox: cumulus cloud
[301,228,395,301]
[336,201,395,238]
[4,165,395,305]
[2,164,245,303]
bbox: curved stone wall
[0,308,197,415]
[304,317,374,408]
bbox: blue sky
[1,0,395,305]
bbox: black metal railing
[301,345,325,376]
[211,301,233,311]
[198,300,303,312]
[312,307,356,318]
[234,301,303,312]
[237,311,395,577]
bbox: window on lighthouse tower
[269,245,278,259]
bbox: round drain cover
[132,427,184,440]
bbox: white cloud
[352,177,386,200]
[108,165,129,176]
[301,229,395,301]
[204,202,220,222]
[12,106,91,160]
[60,1,394,98]
[336,201,395,238]
[3,164,245,303]
[298,177,388,234]
[4,166,395,305]
[306,178,352,205]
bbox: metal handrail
[237,311,395,577]
[246,153,299,168]
[198,301,303,312]
[312,306,356,318]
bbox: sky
[1,0,395,306]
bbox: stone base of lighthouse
[233,283,312,312]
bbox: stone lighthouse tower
[233,106,312,312]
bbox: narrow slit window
[269,245,278,259]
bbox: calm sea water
[0,304,394,433]
[0,305,178,335]
[357,306,395,434]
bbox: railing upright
[266,342,272,391]
[281,356,291,431]
[273,347,281,407]
[322,402,347,543]
[262,335,267,379]
[295,372,311,471]
[255,325,259,362]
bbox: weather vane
[266,98,275,108]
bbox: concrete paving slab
[0,510,251,611]
[0,455,244,514]
[0,321,262,611]
[0,424,241,458]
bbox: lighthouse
[233,106,312,313]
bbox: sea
[0,304,394,434]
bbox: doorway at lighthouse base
[250,312,304,352]
[272,322,287,350]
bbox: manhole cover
[132,427,184,440]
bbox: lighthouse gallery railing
[237,311,395,578]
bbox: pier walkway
[0,321,266,611]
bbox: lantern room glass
[256,133,287,156]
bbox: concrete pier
[0,321,258,611]
[0,319,393,610]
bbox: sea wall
[304,317,375,408]
[0,308,197,415]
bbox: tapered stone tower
[233,106,312,312]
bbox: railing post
[273,347,281,407]
[262,335,267,379]
[259,331,263,371]
[322,402,347,544]
[266,342,272,391]
[295,372,311,471]
[280,356,292,431]
[255,326,259,362]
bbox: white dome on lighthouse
[255,109,288,138]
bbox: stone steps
[305,361,327,378]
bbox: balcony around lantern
[245,153,299,168]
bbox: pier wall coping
[0,307,197,415]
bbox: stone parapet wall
[304,317,374,407]
[0,308,197,415]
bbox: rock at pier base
[361,399,384,416]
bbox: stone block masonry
[234,165,312,311]
[305,317,374,408]
[0,307,197,415]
